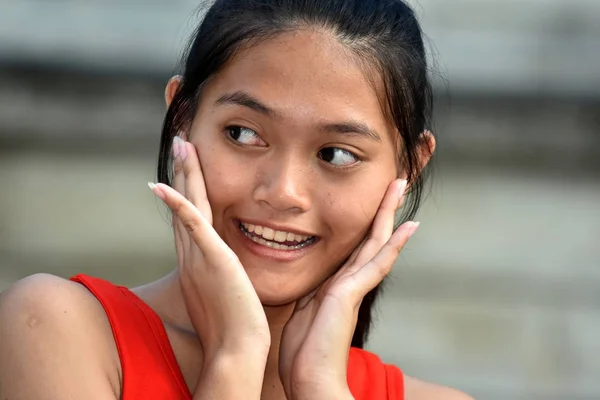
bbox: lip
[236,218,317,238]
[232,219,319,262]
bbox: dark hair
[157,0,434,349]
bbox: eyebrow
[317,121,381,142]
[215,90,381,142]
[216,91,279,119]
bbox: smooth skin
[0,30,473,400]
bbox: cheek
[323,179,389,249]
[194,141,250,213]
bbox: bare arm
[0,274,121,400]
[404,376,475,400]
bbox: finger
[174,211,193,255]
[349,221,419,298]
[178,138,211,220]
[344,180,405,268]
[172,134,186,197]
[171,135,212,243]
[372,179,407,241]
[350,179,407,269]
[171,135,186,234]
[344,236,367,267]
[149,182,236,264]
[173,221,186,264]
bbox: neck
[262,303,295,399]
[262,302,296,389]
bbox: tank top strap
[70,274,191,399]
[348,347,405,400]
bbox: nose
[252,154,312,213]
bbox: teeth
[262,227,275,240]
[247,233,313,250]
[241,222,312,244]
[274,231,287,242]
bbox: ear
[399,130,436,182]
[165,75,182,109]
[417,130,436,171]
[164,76,189,140]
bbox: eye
[226,125,265,146]
[317,147,360,167]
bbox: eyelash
[225,125,266,146]
[224,125,362,168]
[316,147,360,168]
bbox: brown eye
[226,125,265,146]
[317,147,359,166]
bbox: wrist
[205,335,271,364]
[194,351,268,400]
[292,384,354,400]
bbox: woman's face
[187,30,399,305]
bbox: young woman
[0,0,473,399]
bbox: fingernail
[178,137,188,161]
[397,180,407,208]
[172,136,180,158]
[408,221,420,238]
[148,182,166,201]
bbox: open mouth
[237,221,317,250]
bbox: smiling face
[186,29,399,305]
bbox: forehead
[201,29,391,138]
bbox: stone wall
[0,68,598,399]
[1,0,599,398]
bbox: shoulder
[404,375,474,400]
[0,273,121,398]
[348,348,473,400]
[0,273,111,327]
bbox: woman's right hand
[149,136,270,399]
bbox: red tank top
[71,274,404,399]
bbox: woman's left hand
[278,179,418,400]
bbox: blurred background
[0,0,599,399]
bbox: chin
[245,270,311,307]
[257,292,297,307]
